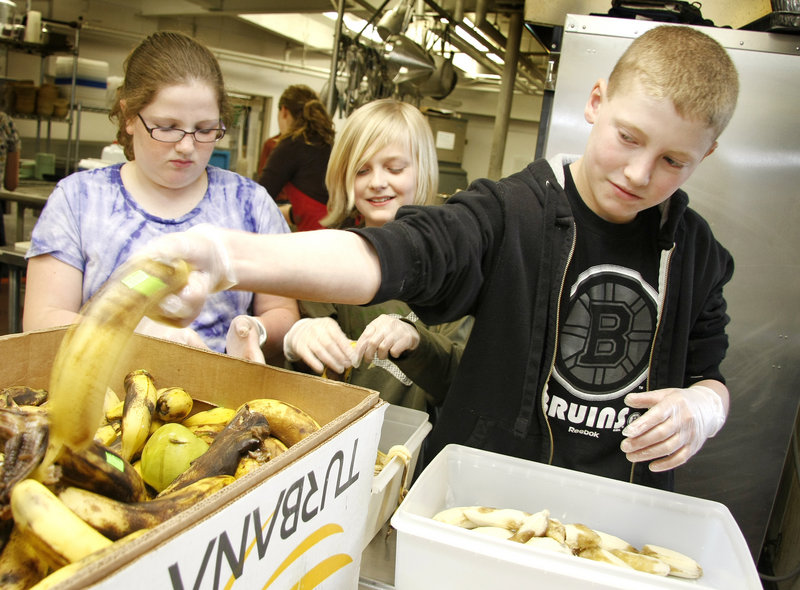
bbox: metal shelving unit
[0,17,82,173]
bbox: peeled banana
[642,544,703,579]
[430,504,703,581]
[37,258,190,477]
[10,478,113,569]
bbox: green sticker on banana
[105,451,126,473]
[122,269,168,297]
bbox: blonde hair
[607,25,738,139]
[110,31,230,161]
[322,99,438,228]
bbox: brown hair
[607,25,739,139]
[278,84,335,147]
[109,31,230,160]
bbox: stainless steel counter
[359,524,397,590]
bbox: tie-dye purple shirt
[28,164,291,352]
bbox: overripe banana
[563,523,602,552]
[159,405,270,496]
[234,436,288,479]
[36,258,190,478]
[0,525,49,589]
[10,478,113,569]
[155,387,193,422]
[120,369,158,462]
[509,509,550,543]
[524,536,573,555]
[238,398,320,447]
[58,475,235,540]
[57,440,149,503]
[0,387,48,407]
[471,526,514,539]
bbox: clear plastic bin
[391,444,760,590]
[362,404,431,548]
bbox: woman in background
[258,84,335,231]
[283,98,472,414]
[23,31,298,364]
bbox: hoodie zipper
[542,219,577,465]
[627,243,675,483]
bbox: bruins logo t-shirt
[546,165,661,479]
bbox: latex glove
[354,314,420,365]
[283,317,358,375]
[621,385,726,472]
[225,315,267,364]
[135,316,211,350]
[133,224,237,326]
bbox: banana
[641,544,703,579]
[58,475,235,540]
[238,398,320,447]
[471,526,514,540]
[234,436,288,479]
[120,369,158,462]
[181,407,236,428]
[611,548,670,576]
[102,387,121,419]
[159,405,270,496]
[57,439,149,503]
[462,506,529,531]
[563,523,602,552]
[432,506,479,529]
[1,386,48,407]
[94,421,120,446]
[509,509,550,543]
[36,258,190,478]
[11,478,113,569]
[545,518,566,544]
[594,529,636,553]
[0,526,50,589]
[155,387,193,422]
[524,536,574,555]
[105,400,124,422]
[28,528,151,590]
[578,546,633,569]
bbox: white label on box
[435,131,456,151]
[91,406,385,590]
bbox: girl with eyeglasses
[23,31,299,364]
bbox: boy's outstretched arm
[134,224,382,326]
[620,380,729,472]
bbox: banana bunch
[433,505,703,579]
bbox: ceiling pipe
[419,0,540,93]
[326,0,346,115]
[487,10,522,180]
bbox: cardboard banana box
[0,327,386,589]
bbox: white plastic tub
[391,444,760,590]
[362,404,431,548]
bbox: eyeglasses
[137,113,226,143]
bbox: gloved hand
[621,385,726,472]
[354,314,420,365]
[225,315,267,364]
[133,224,237,326]
[135,316,211,350]
[283,317,358,375]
